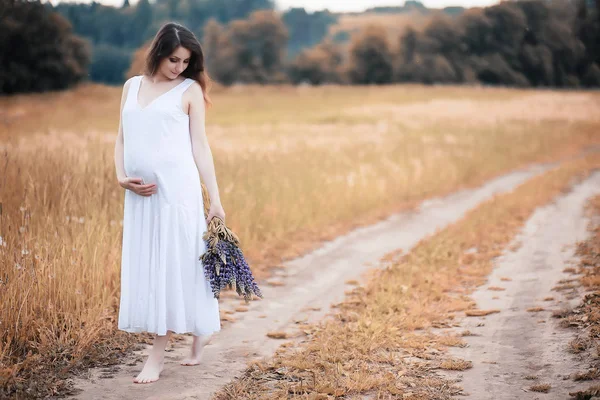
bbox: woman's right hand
[119,177,157,196]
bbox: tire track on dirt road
[437,170,600,399]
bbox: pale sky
[47,0,500,12]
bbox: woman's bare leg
[134,330,172,383]
[180,333,212,366]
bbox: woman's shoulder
[126,75,142,85]
[122,75,141,91]
[184,78,203,95]
[184,77,199,85]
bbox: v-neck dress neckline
[136,75,190,111]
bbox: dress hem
[118,326,221,336]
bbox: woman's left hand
[206,204,226,225]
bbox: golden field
[213,152,600,399]
[0,82,599,396]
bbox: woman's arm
[187,82,225,220]
[114,79,131,185]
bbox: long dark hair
[144,22,212,106]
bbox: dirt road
[67,162,559,399]
[438,171,600,399]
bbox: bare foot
[180,334,212,366]
[133,355,165,383]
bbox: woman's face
[159,46,191,79]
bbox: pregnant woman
[113,22,225,384]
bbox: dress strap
[170,78,197,115]
[126,75,143,107]
[173,78,196,95]
[135,75,143,95]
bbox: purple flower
[200,218,263,303]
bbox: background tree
[5,0,600,90]
[288,39,345,84]
[347,25,394,84]
[131,0,153,46]
[390,0,600,87]
[202,18,224,76]
[395,15,464,83]
[51,0,277,85]
[574,0,600,86]
[209,10,289,84]
[125,40,150,79]
[91,44,132,83]
[0,0,90,94]
[282,8,337,59]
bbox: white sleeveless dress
[117,75,221,337]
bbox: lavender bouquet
[200,216,263,303]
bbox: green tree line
[52,0,278,84]
[1,0,336,91]
[52,0,335,84]
[293,0,600,87]
[1,0,598,93]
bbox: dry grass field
[213,152,600,399]
[0,81,599,397]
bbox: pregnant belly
[124,149,161,184]
[124,148,199,189]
